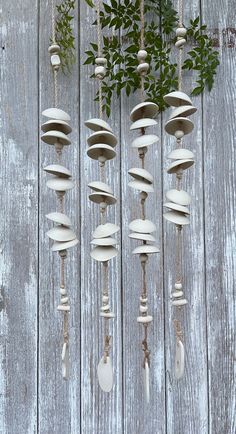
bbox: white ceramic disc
[46,212,72,226]
[164,91,192,107]
[131,134,159,149]
[132,244,159,255]
[93,223,120,238]
[175,340,185,379]
[87,144,116,160]
[41,130,71,146]
[89,192,117,205]
[97,356,113,393]
[167,148,194,160]
[41,119,72,135]
[46,178,74,192]
[143,361,150,403]
[129,219,156,233]
[128,167,153,183]
[42,107,71,121]
[165,117,194,136]
[84,118,112,132]
[164,211,190,226]
[51,238,79,252]
[43,164,71,178]
[87,131,117,147]
[128,180,154,193]
[167,159,194,174]
[91,237,117,246]
[90,246,118,262]
[164,202,190,214]
[129,232,156,242]
[47,226,77,242]
[88,181,112,194]
[130,101,159,122]
[130,118,157,130]
[166,189,191,206]
[169,105,197,119]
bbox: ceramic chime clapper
[175,340,185,379]
[62,342,69,380]
[143,361,150,404]
[97,356,113,393]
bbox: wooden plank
[0,0,38,432]
[201,1,236,433]
[163,2,209,433]
[79,2,123,433]
[38,1,81,433]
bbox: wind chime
[163,0,197,378]
[128,0,159,402]
[85,0,119,393]
[41,0,78,379]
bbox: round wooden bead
[137,62,149,75]
[175,283,182,290]
[95,65,106,78]
[175,38,186,48]
[176,27,187,37]
[137,49,147,61]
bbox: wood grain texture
[0,0,235,433]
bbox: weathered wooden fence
[0,0,235,433]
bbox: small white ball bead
[95,65,106,78]
[137,49,148,61]
[175,38,186,48]
[175,130,184,139]
[48,44,60,54]
[175,283,182,290]
[176,27,187,37]
[95,57,107,65]
[137,62,149,75]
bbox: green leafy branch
[54,0,76,73]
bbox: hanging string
[177,0,184,91]
[96,0,103,119]
[140,0,145,101]
[51,0,58,107]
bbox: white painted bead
[48,44,60,54]
[100,312,115,318]
[61,296,69,304]
[97,356,113,393]
[175,340,185,379]
[137,62,149,74]
[95,65,106,78]
[57,305,70,311]
[175,130,184,139]
[60,287,67,295]
[61,342,69,380]
[172,299,188,306]
[143,361,150,403]
[102,295,109,302]
[176,27,187,37]
[175,283,182,290]
[140,297,148,302]
[100,304,110,311]
[172,291,183,298]
[95,57,107,65]
[51,54,61,68]
[137,49,148,61]
[175,38,186,48]
[137,315,153,324]
[140,305,148,313]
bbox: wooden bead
[140,305,148,313]
[172,291,183,298]
[48,44,60,54]
[51,54,61,70]
[137,49,147,61]
[61,296,69,304]
[100,312,115,318]
[137,62,149,75]
[176,27,187,37]
[137,315,153,324]
[172,299,187,306]
[175,38,186,48]
[57,305,70,311]
[95,57,107,65]
[175,283,182,290]
[95,65,106,78]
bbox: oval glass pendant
[175,340,185,379]
[97,356,113,392]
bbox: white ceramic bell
[130,101,159,122]
[130,118,157,130]
[165,117,194,136]
[169,105,197,119]
[129,232,156,242]
[128,180,154,193]
[129,219,156,233]
[41,119,72,135]
[97,356,113,393]
[90,245,118,262]
[84,118,112,132]
[163,211,190,226]
[47,226,77,242]
[128,167,153,183]
[164,91,192,107]
[46,212,72,227]
[164,202,190,214]
[166,189,191,206]
[43,164,72,178]
[89,192,117,205]
[167,148,194,160]
[131,134,159,149]
[175,340,185,379]
[42,107,71,121]
[87,144,116,161]
[41,130,71,146]
[92,223,120,239]
[167,158,194,174]
[132,245,159,255]
[88,181,112,194]
[87,130,117,147]
[51,238,79,252]
[91,237,117,246]
[46,177,74,192]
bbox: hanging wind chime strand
[41,0,78,380]
[128,0,160,403]
[163,0,197,379]
[85,0,119,393]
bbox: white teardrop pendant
[175,339,185,379]
[62,342,69,380]
[143,361,150,403]
[97,356,113,392]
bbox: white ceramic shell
[164,91,192,107]
[167,148,194,160]
[164,202,190,215]
[84,118,112,132]
[41,119,72,135]
[90,246,118,262]
[129,219,156,233]
[88,181,112,194]
[131,134,159,149]
[132,244,160,255]
[89,192,117,205]
[129,232,156,242]
[163,211,190,226]
[169,105,197,119]
[46,212,72,226]
[130,118,157,130]
[97,356,113,393]
[42,107,71,121]
[175,340,185,379]
[166,189,191,206]
[91,237,117,246]
[51,238,79,252]
[128,167,153,183]
[92,223,120,238]
[87,144,116,161]
[46,178,74,192]
[130,102,159,122]
[167,158,194,174]
[41,130,71,146]
[43,164,71,178]
[165,117,194,136]
[128,180,154,193]
[47,226,77,242]
[87,130,117,148]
